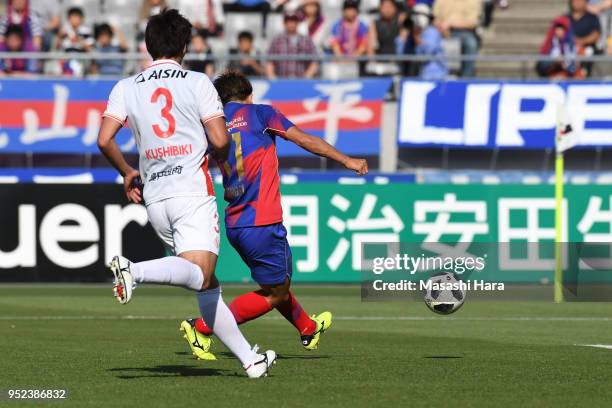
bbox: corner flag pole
[554,103,575,304]
[554,147,564,304]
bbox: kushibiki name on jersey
[145,144,193,160]
[149,166,183,182]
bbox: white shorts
[146,195,220,256]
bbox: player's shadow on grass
[109,365,231,379]
[214,351,330,360]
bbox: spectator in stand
[330,0,369,57]
[228,31,263,76]
[90,24,128,76]
[433,0,482,78]
[266,11,319,78]
[57,7,94,77]
[185,30,215,77]
[367,0,402,58]
[588,0,612,14]
[58,7,93,52]
[482,0,510,28]
[483,0,495,27]
[407,3,448,79]
[138,0,168,37]
[570,0,601,50]
[536,15,584,79]
[224,0,272,33]
[0,0,42,50]
[176,0,224,37]
[587,0,612,76]
[30,0,60,51]
[565,0,601,76]
[297,0,329,52]
[0,24,38,76]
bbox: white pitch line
[576,344,612,350]
[1,316,612,322]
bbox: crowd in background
[538,0,612,78]
[0,0,512,79]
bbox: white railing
[2,52,612,79]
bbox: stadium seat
[265,13,285,41]
[322,61,360,80]
[442,38,462,73]
[61,0,101,21]
[225,13,263,44]
[361,0,381,13]
[321,0,344,14]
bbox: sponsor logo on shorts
[149,166,183,182]
[145,144,192,160]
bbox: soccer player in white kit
[96,9,276,378]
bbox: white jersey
[103,59,224,205]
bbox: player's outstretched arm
[97,117,142,203]
[284,126,369,175]
[204,116,231,161]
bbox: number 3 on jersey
[151,87,176,138]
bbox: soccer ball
[423,272,466,315]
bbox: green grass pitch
[2,285,612,407]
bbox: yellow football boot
[301,311,332,351]
[179,319,216,361]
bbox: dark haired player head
[145,8,192,62]
[213,69,253,105]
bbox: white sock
[130,257,204,291]
[196,287,259,366]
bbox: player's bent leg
[178,250,217,291]
[190,279,289,337]
[183,249,276,377]
[228,283,287,324]
[108,255,205,303]
[257,278,291,308]
[273,286,333,351]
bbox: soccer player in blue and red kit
[179,70,368,359]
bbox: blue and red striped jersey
[218,102,295,228]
